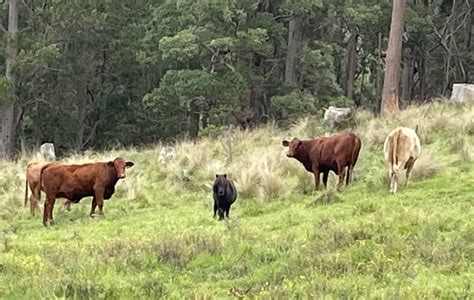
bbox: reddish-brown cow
[282,132,361,191]
[40,157,134,226]
[25,161,76,216]
[25,161,50,216]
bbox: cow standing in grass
[213,174,237,220]
[282,132,361,191]
[25,161,72,216]
[25,161,50,216]
[383,126,421,194]
[40,157,134,226]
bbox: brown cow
[40,157,134,226]
[25,161,72,216]
[282,132,361,191]
[25,161,49,216]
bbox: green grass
[1,101,473,298]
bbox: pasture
[0,101,473,298]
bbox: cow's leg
[33,195,40,216]
[322,171,329,189]
[314,173,321,191]
[337,165,346,192]
[218,208,224,220]
[213,202,218,218]
[30,195,36,216]
[312,166,321,191]
[390,169,398,194]
[405,158,416,186]
[346,166,352,186]
[389,169,394,193]
[94,188,105,216]
[90,197,97,217]
[225,206,230,218]
[43,197,49,226]
[43,194,56,226]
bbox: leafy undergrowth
[0,101,473,298]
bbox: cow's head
[282,138,303,158]
[111,157,134,179]
[214,174,228,197]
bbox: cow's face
[112,157,134,179]
[282,138,303,158]
[214,174,227,196]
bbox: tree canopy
[0,0,472,156]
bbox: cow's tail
[352,135,362,167]
[415,124,419,135]
[24,165,30,207]
[390,130,400,174]
[38,164,50,202]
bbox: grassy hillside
[0,101,473,298]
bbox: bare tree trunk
[0,0,19,160]
[345,32,359,101]
[381,0,406,115]
[358,55,367,107]
[420,50,425,101]
[16,107,27,155]
[186,101,199,138]
[401,50,415,104]
[375,32,384,114]
[285,15,302,86]
[75,82,87,151]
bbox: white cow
[383,126,421,194]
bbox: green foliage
[0,76,11,105]
[159,29,200,66]
[0,0,470,156]
[301,42,345,106]
[270,91,317,120]
[280,0,324,14]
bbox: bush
[270,91,317,121]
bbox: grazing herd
[23,126,421,226]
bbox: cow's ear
[282,140,289,147]
[125,161,134,168]
[223,174,227,178]
[215,174,219,178]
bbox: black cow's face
[214,174,227,196]
[282,138,303,158]
[113,157,134,179]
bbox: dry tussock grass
[2,100,472,209]
[130,100,473,199]
[230,146,286,200]
[411,150,445,180]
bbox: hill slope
[0,101,473,298]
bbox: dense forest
[0,0,472,158]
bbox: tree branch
[20,0,34,14]
[23,98,54,107]
[81,120,100,148]
[198,40,236,73]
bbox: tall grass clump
[230,146,286,200]
[447,133,473,163]
[411,150,445,180]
